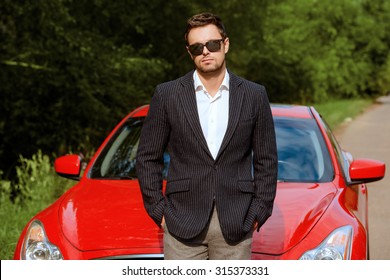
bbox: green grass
[310,98,373,130]
[0,98,375,260]
[0,199,46,260]
[0,151,74,260]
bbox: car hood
[59,180,336,254]
[252,182,337,255]
[59,179,163,252]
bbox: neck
[197,66,226,97]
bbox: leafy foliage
[227,0,390,103]
[12,150,71,204]
[0,151,74,260]
[0,0,175,177]
[0,0,390,179]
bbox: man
[136,12,277,260]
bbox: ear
[224,37,230,54]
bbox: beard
[196,59,226,75]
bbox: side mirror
[54,154,82,181]
[349,158,386,184]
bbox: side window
[90,116,172,180]
[275,117,333,182]
[90,118,143,179]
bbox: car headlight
[21,220,63,260]
[299,225,353,260]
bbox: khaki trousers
[163,206,253,260]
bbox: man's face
[187,24,229,74]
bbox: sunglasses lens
[206,40,222,52]
[188,39,223,56]
[189,44,204,56]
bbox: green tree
[1,0,389,180]
[0,0,176,177]
[218,0,390,103]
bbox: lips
[201,57,214,64]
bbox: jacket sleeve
[252,85,278,230]
[136,86,170,227]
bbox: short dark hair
[184,12,227,45]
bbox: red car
[13,104,385,260]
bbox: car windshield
[274,116,333,182]
[89,116,334,182]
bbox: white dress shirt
[194,70,230,159]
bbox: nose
[202,45,210,55]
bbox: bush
[0,151,74,260]
[12,150,69,206]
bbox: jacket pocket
[165,179,190,195]
[238,181,255,193]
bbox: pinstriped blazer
[136,70,278,242]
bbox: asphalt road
[335,95,390,260]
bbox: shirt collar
[193,69,230,92]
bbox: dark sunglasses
[188,39,225,56]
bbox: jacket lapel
[216,72,244,160]
[177,71,244,162]
[178,71,213,159]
